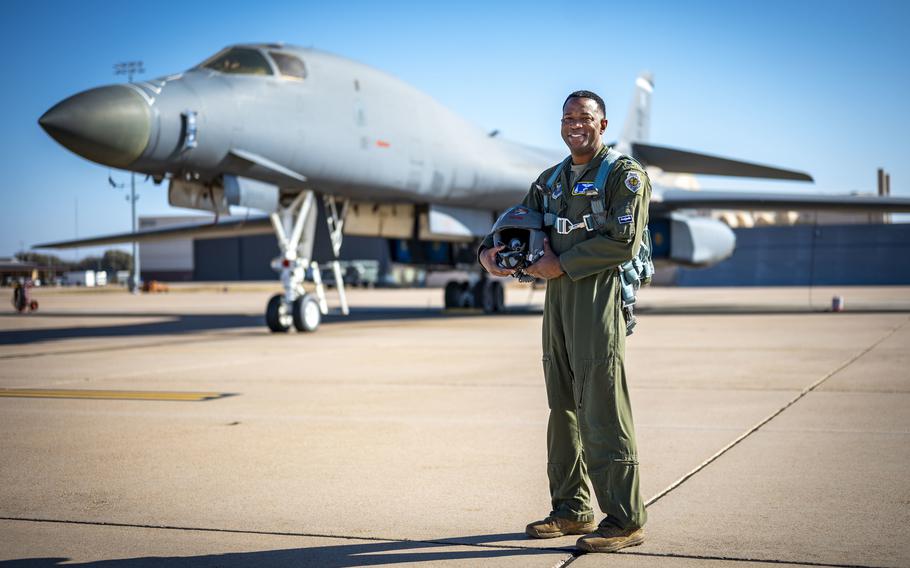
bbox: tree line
[15,250,133,272]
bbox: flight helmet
[491,205,546,281]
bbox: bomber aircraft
[37,43,910,332]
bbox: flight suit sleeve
[477,175,546,268]
[557,164,651,281]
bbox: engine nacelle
[223,175,279,213]
[649,213,736,267]
[668,213,736,266]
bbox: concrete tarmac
[1,285,908,567]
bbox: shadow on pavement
[0,532,564,567]
[3,302,906,346]
[0,307,543,346]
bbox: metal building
[139,215,394,283]
[674,223,910,286]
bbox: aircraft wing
[654,190,910,213]
[36,189,910,249]
[632,142,813,181]
[34,215,272,249]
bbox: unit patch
[618,214,634,225]
[552,183,563,199]
[573,182,597,196]
[625,171,642,193]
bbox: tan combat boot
[576,524,644,552]
[525,516,597,539]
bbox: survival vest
[541,148,655,335]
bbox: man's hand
[479,245,515,277]
[525,239,564,280]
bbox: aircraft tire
[473,280,495,313]
[266,294,291,333]
[457,281,473,308]
[444,281,461,309]
[292,294,321,332]
[491,281,505,312]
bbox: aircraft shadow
[0,532,566,567]
[3,303,905,347]
[0,307,544,346]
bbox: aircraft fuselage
[41,44,555,212]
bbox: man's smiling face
[561,97,607,161]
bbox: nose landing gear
[264,192,349,334]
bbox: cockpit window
[200,48,273,76]
[269,51,307,80]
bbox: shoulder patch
[552,182,563,199]
[624,171,643,193]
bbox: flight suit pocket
[596,455,647,529]
[606,205,634,242]
[543,355,575,410]
[572,370,586,410]
[579,357,619,429]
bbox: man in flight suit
[478,91,649,553]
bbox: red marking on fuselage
[376,140,391,148]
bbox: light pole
[114,61,144,293]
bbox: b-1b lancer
[37,43,910,332]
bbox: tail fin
[615,72,812,182]
[619,72,653,147]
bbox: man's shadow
[0,532,574,567]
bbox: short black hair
[563,90,605,117]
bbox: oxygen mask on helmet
[491,205,546,283]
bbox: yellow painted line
[0,389,234,402]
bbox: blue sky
[1,0,908,258]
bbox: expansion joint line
[619,550,890,568]
[552,551,582,567]
[645,316,908,509]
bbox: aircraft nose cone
[39,85,151,169]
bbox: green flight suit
[480,145,649,530]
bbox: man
[478,91,650,553]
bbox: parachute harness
[543,149,655,335]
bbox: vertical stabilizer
[620,72,653,147]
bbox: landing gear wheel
[444,281,460,309]
[293,294,321,332]
[473,280,495,313]
[457,282,471,308]
[491,281,505,312]
[266,294,291,333]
